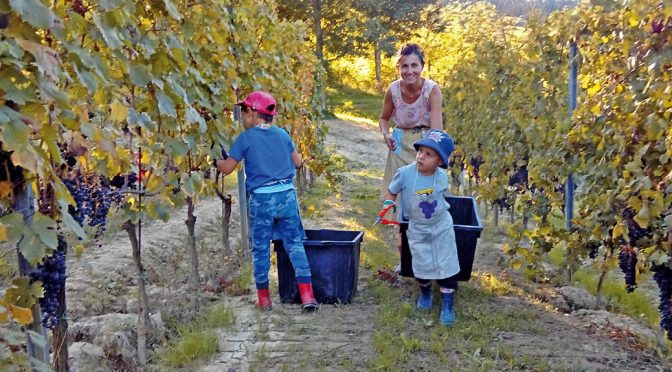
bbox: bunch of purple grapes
[621,208,652,244]
[618,245,638,293]
[29,240,67,329]
[586,240,601,259]
[492,198,510,212]
[469,156,484,183]
[508,166,528,188]
[62,172,126,238]
[653,265,672,340]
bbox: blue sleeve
[387,167,404,195]
[228,132,246,162]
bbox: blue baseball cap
[413,130,455,169]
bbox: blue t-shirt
[229,125,296,192]
[387,163,449,222]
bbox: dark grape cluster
[61,171,126,238]
[618,245,638,293]
[29,239,67,329]
[621,208,652,244]
[492,198,510,212]
[508,166,528,188]
[653,265,672,340]
[586,240,601,259]
[469,156,484,183]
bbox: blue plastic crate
[274,229,364,304]
[446,196,483,281]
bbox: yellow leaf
[0,181,12,199]
[612,223,624,239]
[588,83,601,96]
[110,100,128,123]
[633,205,651,229]
[0,225,7,242]
[9,304,33,325]
[511,260,523,270]
[591,104,601,115]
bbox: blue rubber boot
[416,284,433,311]
[439,291,456,326]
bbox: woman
[379,43,444,278]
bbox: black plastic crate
[446,196,483,281]
[274,229,364,304]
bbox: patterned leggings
[248,189,311,286]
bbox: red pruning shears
[373,202,400,226]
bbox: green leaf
[181,173,195,197]
[100,0,126,10]
[30,214,57,250]
[93,14,123,50]
[157,91,177,117]
[9,0,55,29]
[185,106,206,133]
[73,64,98,93]
[58,201,87,239]
[129,64,151,86]
[5,277,36,308]
[41,124,63,165]
[0,212,26,243]
[162,0,182,20]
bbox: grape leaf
[9,0,55,29]
[110,100,128,123]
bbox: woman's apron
[406,171,460,280]
[380,126,428,202]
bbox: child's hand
[213,148,229,168]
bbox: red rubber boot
[256,288,272,310]
[298,283,318,312]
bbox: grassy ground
[156,303,236,368]
[326,85,382,125]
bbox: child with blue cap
[381,129,460,326]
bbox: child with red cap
[215,91,317,312]
[381,129,460,326]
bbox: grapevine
[28,236,67,329]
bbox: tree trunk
[185,197,200,312]
[13,184,51,369]
[312,0,323,61]
[510,194,516,225]
[312,0,327,114]
[53,236,68,372]
[123,220,152,367]
[375,43,382,94]
[222,194,232,257]
[494,205,499,227]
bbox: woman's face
[398,54,423,85]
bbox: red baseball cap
[235,91,278,116]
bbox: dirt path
[65,119,669,371]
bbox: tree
[353,0,437,92]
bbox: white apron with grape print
[406,171,460,280]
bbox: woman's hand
[383,132,397,151]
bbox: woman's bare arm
[379,88,396,150]
[428,85,443,130]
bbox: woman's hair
[395,44,425,67]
